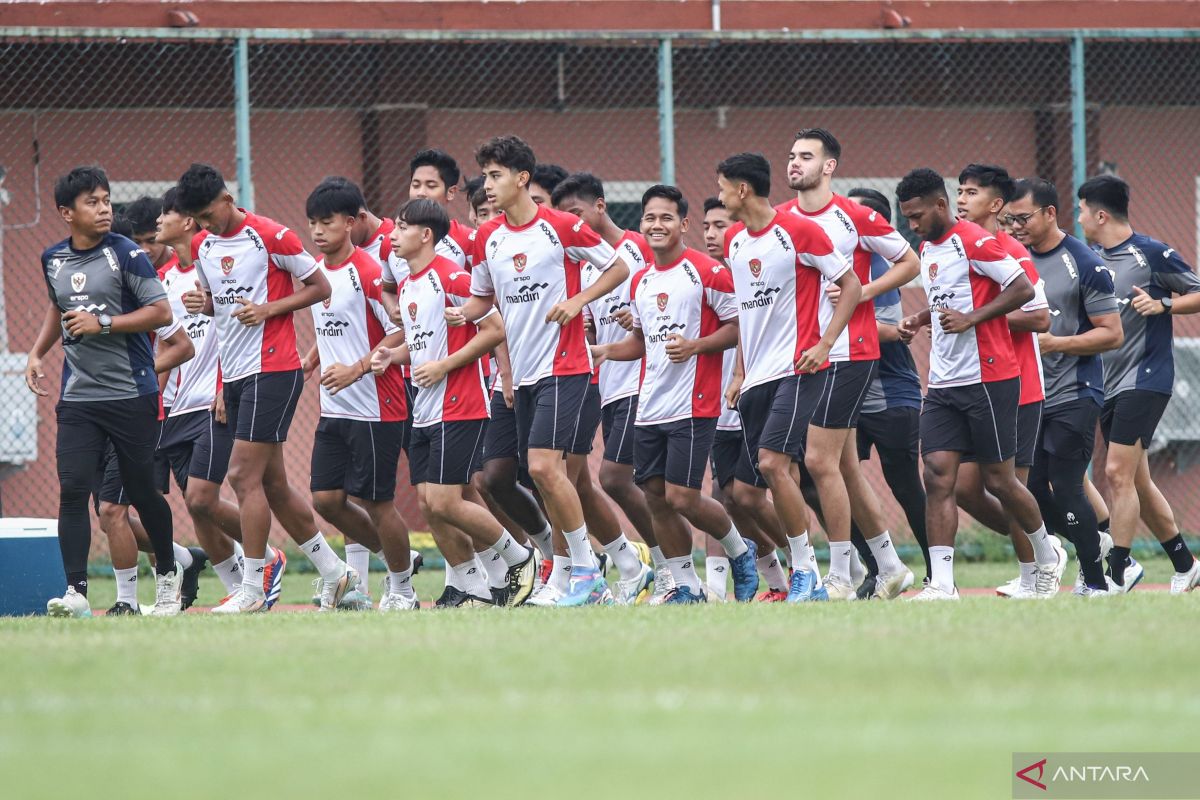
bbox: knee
[721,491,740,518]
[311,492,343,520]
[1105,460,1133,490]
[921,463,954,498]
[803,447,837,479]
[425,492,453,521]
[598,465,626,499]
[98,502,126,532]
[483,461,514,496]
[185,486,217,519]
[758,452,793,486]
[471,471,492,501]
[729,481,762,513]
[526,455,560,488]
[664,484,694,514]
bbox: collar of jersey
[323,249,359,271]
[929,220,965,246]
[788,195,837,217]
[499,205,547,233]
[745,212,783,238]
[408,254,448,281]
[218,209,253,238]
[1102,232,1139,256]
[654,250,690,272]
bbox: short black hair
[641,184,688,218]
[161,186,183,215]
[124,195,161,235]
[305,177,365,220]
[958,163,1016,203]
[1011,178,1060,211]
[703,196,726,215]
[175,163,227,214]
[531,164,568,195]
[464,176,484,197]
[794,127,842,161]
[475,135,536,176]
[110,215,133,238]
[54,165,110,209]
[410,149,461,191]
[717,153,771,198]
[469,186,489,212]
[1077,174,1129,219]
[895,168,948,203]
[397,198,451,245]
[551,172,604,207]
[846,187,891,223]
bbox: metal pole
[1070,32,1086,238]
[234,33,255,211]
[657,37,675,186]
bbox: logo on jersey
[749,258,762,278]
[221,256,235,275]
[103,247,120,271]
[928,263,939,281]
[319,319,350,337]
[656,293,669,312]
[513,253,528,273]
[503,282,550,305]
[408,302,418,321]
[322,298,332,309]
[70,272,87,293]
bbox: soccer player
[452,135,631,606]
[125,195,176,271]
[529,163,568,207]
[373,198,536,607]
[895,168,1053,601]
[301,179,420,611]
[593,184,754,603]
[716,152,860,603]
[1078,175,1200,594]
[1004,177,1122,597]
[845,186,933,590]
[470,185,499,225]
[176,163,358,613]
[551,172,660,604]
[778,129,918,601]
[29,166,180,618]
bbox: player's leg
[708,430,761,601]
[47,403,108,618]
[1133,450,1199,593]
[95,445,142,615]
[836,434,911,599]
[1100,391,1155,590]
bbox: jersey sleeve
[469,229,495,296]
[968,235,1023,287]
[447,268,496,320]
[1017,260,1049,312]
[384,253,410,286]
[364,266,400,335]
[266,226,318,280]
[628,268,650,330]
[1150,244,1200,295]
[155,315,182,341]
[562,217,618,270]
[702,263,739,322]
[875,301,903,326]
[796,227,851,282]
[120,243,169,306]
[1079,258,1120,317]
[851,203,911,263]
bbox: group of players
[32,127,1200,617]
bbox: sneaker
[317,566,359,611]
[339,589,374,611]
[502,547,538,607]
[263,549,287,610]
[536,558,553,590]
[557,566,613,607]
[873,568,915,600]
[855,573,878,601]
[379,590,419,611]
[729,538,759,602]
[149,564,184,616]
[614,562,654,605]
[786,568,824,603]
[1032,547,1066,599]
[995,575,1022,598]
[433,586,493,608]
[1075,531,1114,592]
[1073,584,1110,598]
[595,552,609,578]
[211,586,267,614]
[526,582,565,607]
[47,587,92,618]
[1169,558,1200,595]
[823,573,857,601]
[1048,535,1069,583]
[179,547,208,610]
[755,589,788,603]
[105,601,139,616]
[908,582,959,601]
[631,540,652,567]
[1107,556,1145,594]
[663,585,706,604]
[410,550,424,575]
[647,565,676,605]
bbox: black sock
[1108,545,1131,585]
[68,572,88,597]
[1097,517,1111,535]
[1159,534,1196,573]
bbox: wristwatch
[1160,297,1173,314]
[98,313,113,335]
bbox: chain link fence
[2,28,1199,560]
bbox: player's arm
[381,283,400,321]
[861,247,920,303]
[1133,250,1200,316]
[939,273,1034,334]
[798,268,862,372]
[63,298,173,338]
[235,269,331,327]
[301,344,320,379]
[446,293,496,327]
[593,326,645,365]
[370,343,411,374]
[665,318,739,364]
[1007,307,1050,332]
[413,312,505,389]
[494,339,515,407]
[25,302,62,396]
[182,280,214,316]
[548,257,630,326]
[155,327,195,374]
[724,344,745,409]
[322,330,405,395]
[1038,311,1122,356]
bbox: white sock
[828,541,853,583]
[233,540,244,559]
[757,553,788,591]
[264,544,276,562]
[866,530,905,575]
[602,534,643,581]
[445,559,462,589]
[345,543,371,593]
[242,557,267,599]
[563,524,595,569]
[114,566,138,607]
[452,559,489,599]
[549,555,572,593]
[491,530,530,568]
[1018,561,1037,591]
[706,556,730,600]
[212,554,243,593]
[717,526,748,559]
[482,549,509,589]
[387,566,415,598]
[666,555,701,593]
[650,546,667,569]
[930,546,955,590]
[172,543,193,571]
[849,548,867,584]
[528,525,554,559]
[1024,524,1058,569]
[300,533,346,580]
[786,533,811,574]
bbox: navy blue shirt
[860,254,922,414]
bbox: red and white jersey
[159,249,220,416]
[583,230,651,406]
[717,348,741,431]
[310,248,407,422]
[998,230,1047,405]
[360,218,395,269]
[471,205,618,387]
[920,220,1024,388]
[194,211,317,381]
[629,248,737,424]
[398,255,492,426]
[383,219,475,285]
[778,194,911,362]
[725,212,850,391]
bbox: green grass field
[2,557,1195,800]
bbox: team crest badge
[656,293,669,312]
[749,258,762,278]
[221,256,235,275]
[70,272,86,292]
[513,253,527,272]
[408,302,418,320]
[928,262,939,280]
[322,298,332,309]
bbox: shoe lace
[653,567,674,595]
[529,583,556,602]
[1034,566,1057,595]
[155,571,177,605]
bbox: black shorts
[1101,389,1171,448]
[1040,398,1101,461]
[810,360,878,430]
[961,400,1042,468]
[157,408,234,492]
[224,369,304,443]
[483,389,519,463]
[568,382,602,455]
[64,394,160,512]
[310,417,405,501]
[634,418,718,489]
[710,428,743,489]
[513,373,590,461]
[409,419,487,486]
[856,406,920,461]
[919,378,1020,464]
[94,441,157,507]
[735,375,820,487]
[601,395,638,465]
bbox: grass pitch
[1,557,1195,800]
